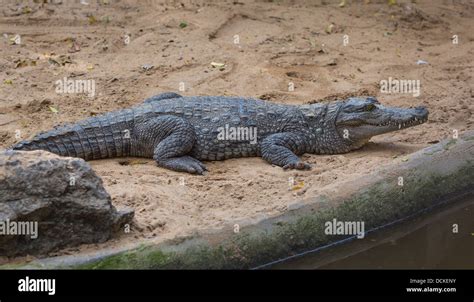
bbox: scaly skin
[11,93,429,174]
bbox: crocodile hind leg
[260,132,312,170]
[135,115,207,174]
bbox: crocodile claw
[158,156,208,175]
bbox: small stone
[141,64,154,71]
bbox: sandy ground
[0,0,473,260]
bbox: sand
[0,0,473,260]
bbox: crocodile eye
[366,104,376,111]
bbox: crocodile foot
[158,156,208,175]
[283,161,312,171]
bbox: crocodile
[11,93,429,174]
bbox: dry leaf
[291,181,305,191]
[68,41,81,53]
[9,36,20,45]
[22,6,32,14]
[48,55,72,66]
[210,62,225,68]
[325,24,334,34]
[88,15,97,25]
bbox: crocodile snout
[414,106,429,119]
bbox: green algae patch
[444,138,457,150]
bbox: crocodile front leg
[260,132,311,170]
[134,115,207,174]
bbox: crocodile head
[335,97,428,147]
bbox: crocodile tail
[11,126,91,159]
[11,111,134,160]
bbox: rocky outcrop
[0,150,134,257]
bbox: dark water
[272,193,474,269]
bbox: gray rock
[0,150,134,257]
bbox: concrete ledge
[4,130,474,269]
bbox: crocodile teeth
[398,123,401,129]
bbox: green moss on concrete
[71,159,473,270]
[77,247,173,269]
[0,261,44,269]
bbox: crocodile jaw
[335,100,429,144]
